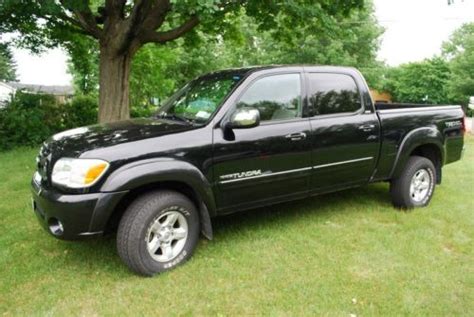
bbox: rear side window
[236,74,302,121]
[307,73,361,116]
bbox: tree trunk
[98,47,133,123]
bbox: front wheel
[390,156,436,209]
[117,190,200,276]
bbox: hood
[43,118,195,158]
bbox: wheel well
[410,144,442,183]
[105,181,201,234]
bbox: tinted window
[308,73,361,116]
[236,74,301,121]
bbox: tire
[390,155,436,209]
[117,190,200,276]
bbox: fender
[100,158,216,238]
[389,127,445,179]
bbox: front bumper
[31,178,128,240]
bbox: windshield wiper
[158,113,193,124]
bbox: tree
[442,23,474,108]
[0,42,16,82]
[384,57,452,104]
[67,36,99,95]
[66,2,383,113]
[247,0,385,89]
[0,0,363,123]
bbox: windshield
[157,74,243,124]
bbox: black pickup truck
[31,66,465,275]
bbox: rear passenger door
[306,71,380,193]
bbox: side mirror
[227,108,260,129]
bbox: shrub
[63,95,98,129]
[0,92,160,151]
[0,93,100,151]
[0,92,64,150]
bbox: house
[0,81,16,106]
[7,83,74,104]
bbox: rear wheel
[117,190,200,276]
[390,156,436,209]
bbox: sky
[375,0,474,65]
[8,0,474,85]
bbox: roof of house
[7,82,74,95]
[0,81,16,90]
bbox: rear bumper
[31,178,128,240]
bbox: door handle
[285,132,306,141]
[358,124,375,132]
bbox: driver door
[212,72,312,214]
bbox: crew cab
[31,66,465,276]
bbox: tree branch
[74,11,103,39]
[140,0,171,31]
[44,13,91,37]
[105,0,127,20]
[128,0,154,29]
[140,15,199,44]
[55,10,83,30]
[60,1,103,39]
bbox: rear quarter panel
[373,105,464,181]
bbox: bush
[0,93,99,151]
[0,93,62,150]
[63,95,98,129]
[0,91,162,150]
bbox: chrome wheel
[410,169,431,202]
[146,210,188,262]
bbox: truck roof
[201,65,360,79]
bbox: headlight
[52,158,109,188]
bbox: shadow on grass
[58,183,392,275]
[211,182,392,237]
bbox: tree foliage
[67,2,383,116]
[384,57,452,104]
[442,22,474,106]
[383,22,474,110]
[67,36,99,94]
[0,0,364,122]
[0,42,16,82]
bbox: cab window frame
[305,71,365,119]
[227,71,308,126]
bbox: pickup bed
[31,65,465,275]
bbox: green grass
[1,137,473,316]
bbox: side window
[308,73,361,116]
[236,74,301,121]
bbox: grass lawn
[1,136,473,316]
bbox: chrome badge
[445,120,462,128]
[220,169,263,181]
